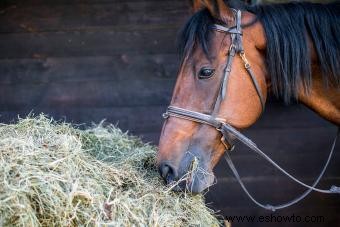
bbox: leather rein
[162,9,340,211]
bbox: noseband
[162,9,340,211]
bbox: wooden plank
[213,133,340,178]
[230,127,337,155]
[213,126,335,166]
[0,105,167,133]
[0,77,175,109]
[251,100,331,129]
[0,1,189,33]
[0,108,163,144]
[0,54,179,85]
[205,177,340,209]
[0,28,180,58]
[1,0,187,7]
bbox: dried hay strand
[0,115,221,226]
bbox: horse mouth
[168,174,215,194]
[166,157,216,194]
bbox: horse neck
[251,22,340,124]
[298,70,340,125]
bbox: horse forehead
[210,31,232,55]
[191,32,231,61]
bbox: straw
[0,115,221,227]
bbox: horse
[156,0,340,209]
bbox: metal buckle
[239,52,250,69]
[162,112,169,119]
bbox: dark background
[0,0,339,226]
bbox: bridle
[162,9,340,211]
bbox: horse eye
[198,68,215,79]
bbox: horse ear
[195,0,234,24]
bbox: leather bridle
[162,9,339,211]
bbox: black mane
[178,1,340,103]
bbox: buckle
[239,52,251,69]
[162,112,169,119]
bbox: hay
[0,115,221,226]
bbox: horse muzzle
[158,151,216,193]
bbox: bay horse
[157,0,340,210]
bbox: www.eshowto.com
[225,214,325,223]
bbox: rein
[162,9,340,211]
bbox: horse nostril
[158,163,176,184]
[161,165,169,179]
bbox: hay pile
[0,115,220,226]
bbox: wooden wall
[206,101,340,227]
[0,1,339,227]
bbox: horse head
[157,0,268,193]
